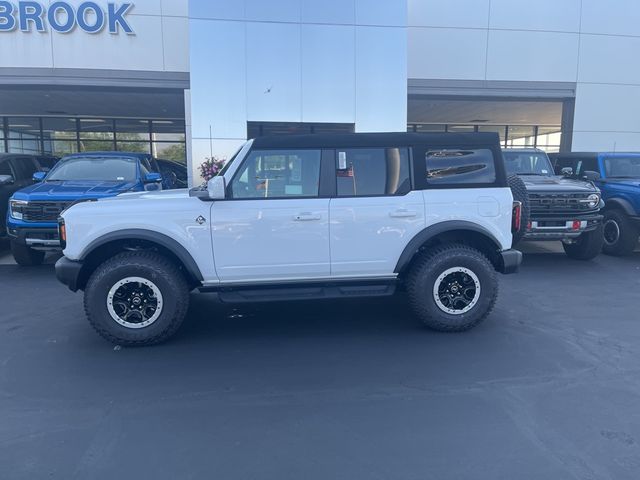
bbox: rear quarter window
[425,149,496,186]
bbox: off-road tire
[507,174,530,245]
[406,244,498,332]
[602,209,639,256]
[562,224,604,260]
[10,240,45,266]
[84,251,190,346]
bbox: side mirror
[583,170,601,181]
[0,174,14,186]
[32,171,46,182]
[560,167,573,176]
[207,175,226,200]
[143,172,162,183]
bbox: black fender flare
[603,197,636,217]
[79,229,204,282]
[394,221,503,274]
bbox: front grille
[22,201,72,222]
[529,192,596,216]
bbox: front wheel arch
[76,231,203,291]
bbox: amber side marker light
[58,218,66,249]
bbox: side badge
[196,215,206,225]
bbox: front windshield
[46,156,138,182]
[502,151,553,176]
[603,156,640,178]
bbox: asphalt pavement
[1,244,640,479]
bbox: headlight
[586,193,600,209]
[9,200,28,220]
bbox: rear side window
[336,147,410,197]
[426,149,496,185]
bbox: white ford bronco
[55,133,522,345]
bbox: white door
[211,148,330,282]
[330,147,426,277]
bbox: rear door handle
[389,209,417,218]
[294,212,322,221]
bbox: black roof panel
[250,132,500,149]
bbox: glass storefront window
[447,125,476,133]
[116,119,150,141]
[153,142,186,162]
[78,118,114,141]
[117,141,151,154]
[506,126,535,147]
[151,120,186,142]
[80,140,117,152]
[478,125,506,144]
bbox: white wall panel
[189,0,245,20]
[572,131,640,152]
[581,0,640,37]
[301,0,355,25]
[486,30,578,82]
[0,31,53,68]
[573,83,640,133]
[189,20,247,139]
[246,22,302,121]
[51,15,165,70]
[301,25,355,123]
[355,0,406,27]
[162,0,189,17]
[408,27,487,80]
[245,0,301,23]
[163,16,190,72]
[409,0,489,29]
[489,0,580,33]
[355,26,406,132]
[578,34,640,86]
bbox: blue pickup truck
[6,151,179,266]
[552,152,640,256]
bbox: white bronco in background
[56,132,522,346]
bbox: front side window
[0,159,13,177]
[426,149,496,185]
[603,156,640,178]
[231,149,321,199]
[46,156,138,182]
[336,148,410,197]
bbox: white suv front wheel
[407,244,498,332]
[84,251,190,346]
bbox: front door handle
[389,209,417,218]
[294,212,322,221]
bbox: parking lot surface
[1,244,640,479]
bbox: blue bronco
[552,152,640,256]
[6,152,167,266]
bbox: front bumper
[7,222,61,249]
[498,249,522,274]
[55,257,83,292]
[524,214,603,241]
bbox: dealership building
[1,0,639,184]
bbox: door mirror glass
[560,167,573,176]
[208,175,226,199]
[0,174,14,186]
[583,170,601,181]
[32,171,46,182]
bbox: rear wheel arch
[76,230,203,291]
[395,222,504,276]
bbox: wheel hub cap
[433,267,481,315]
[603,219,620,246]
[107,276,163,329]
